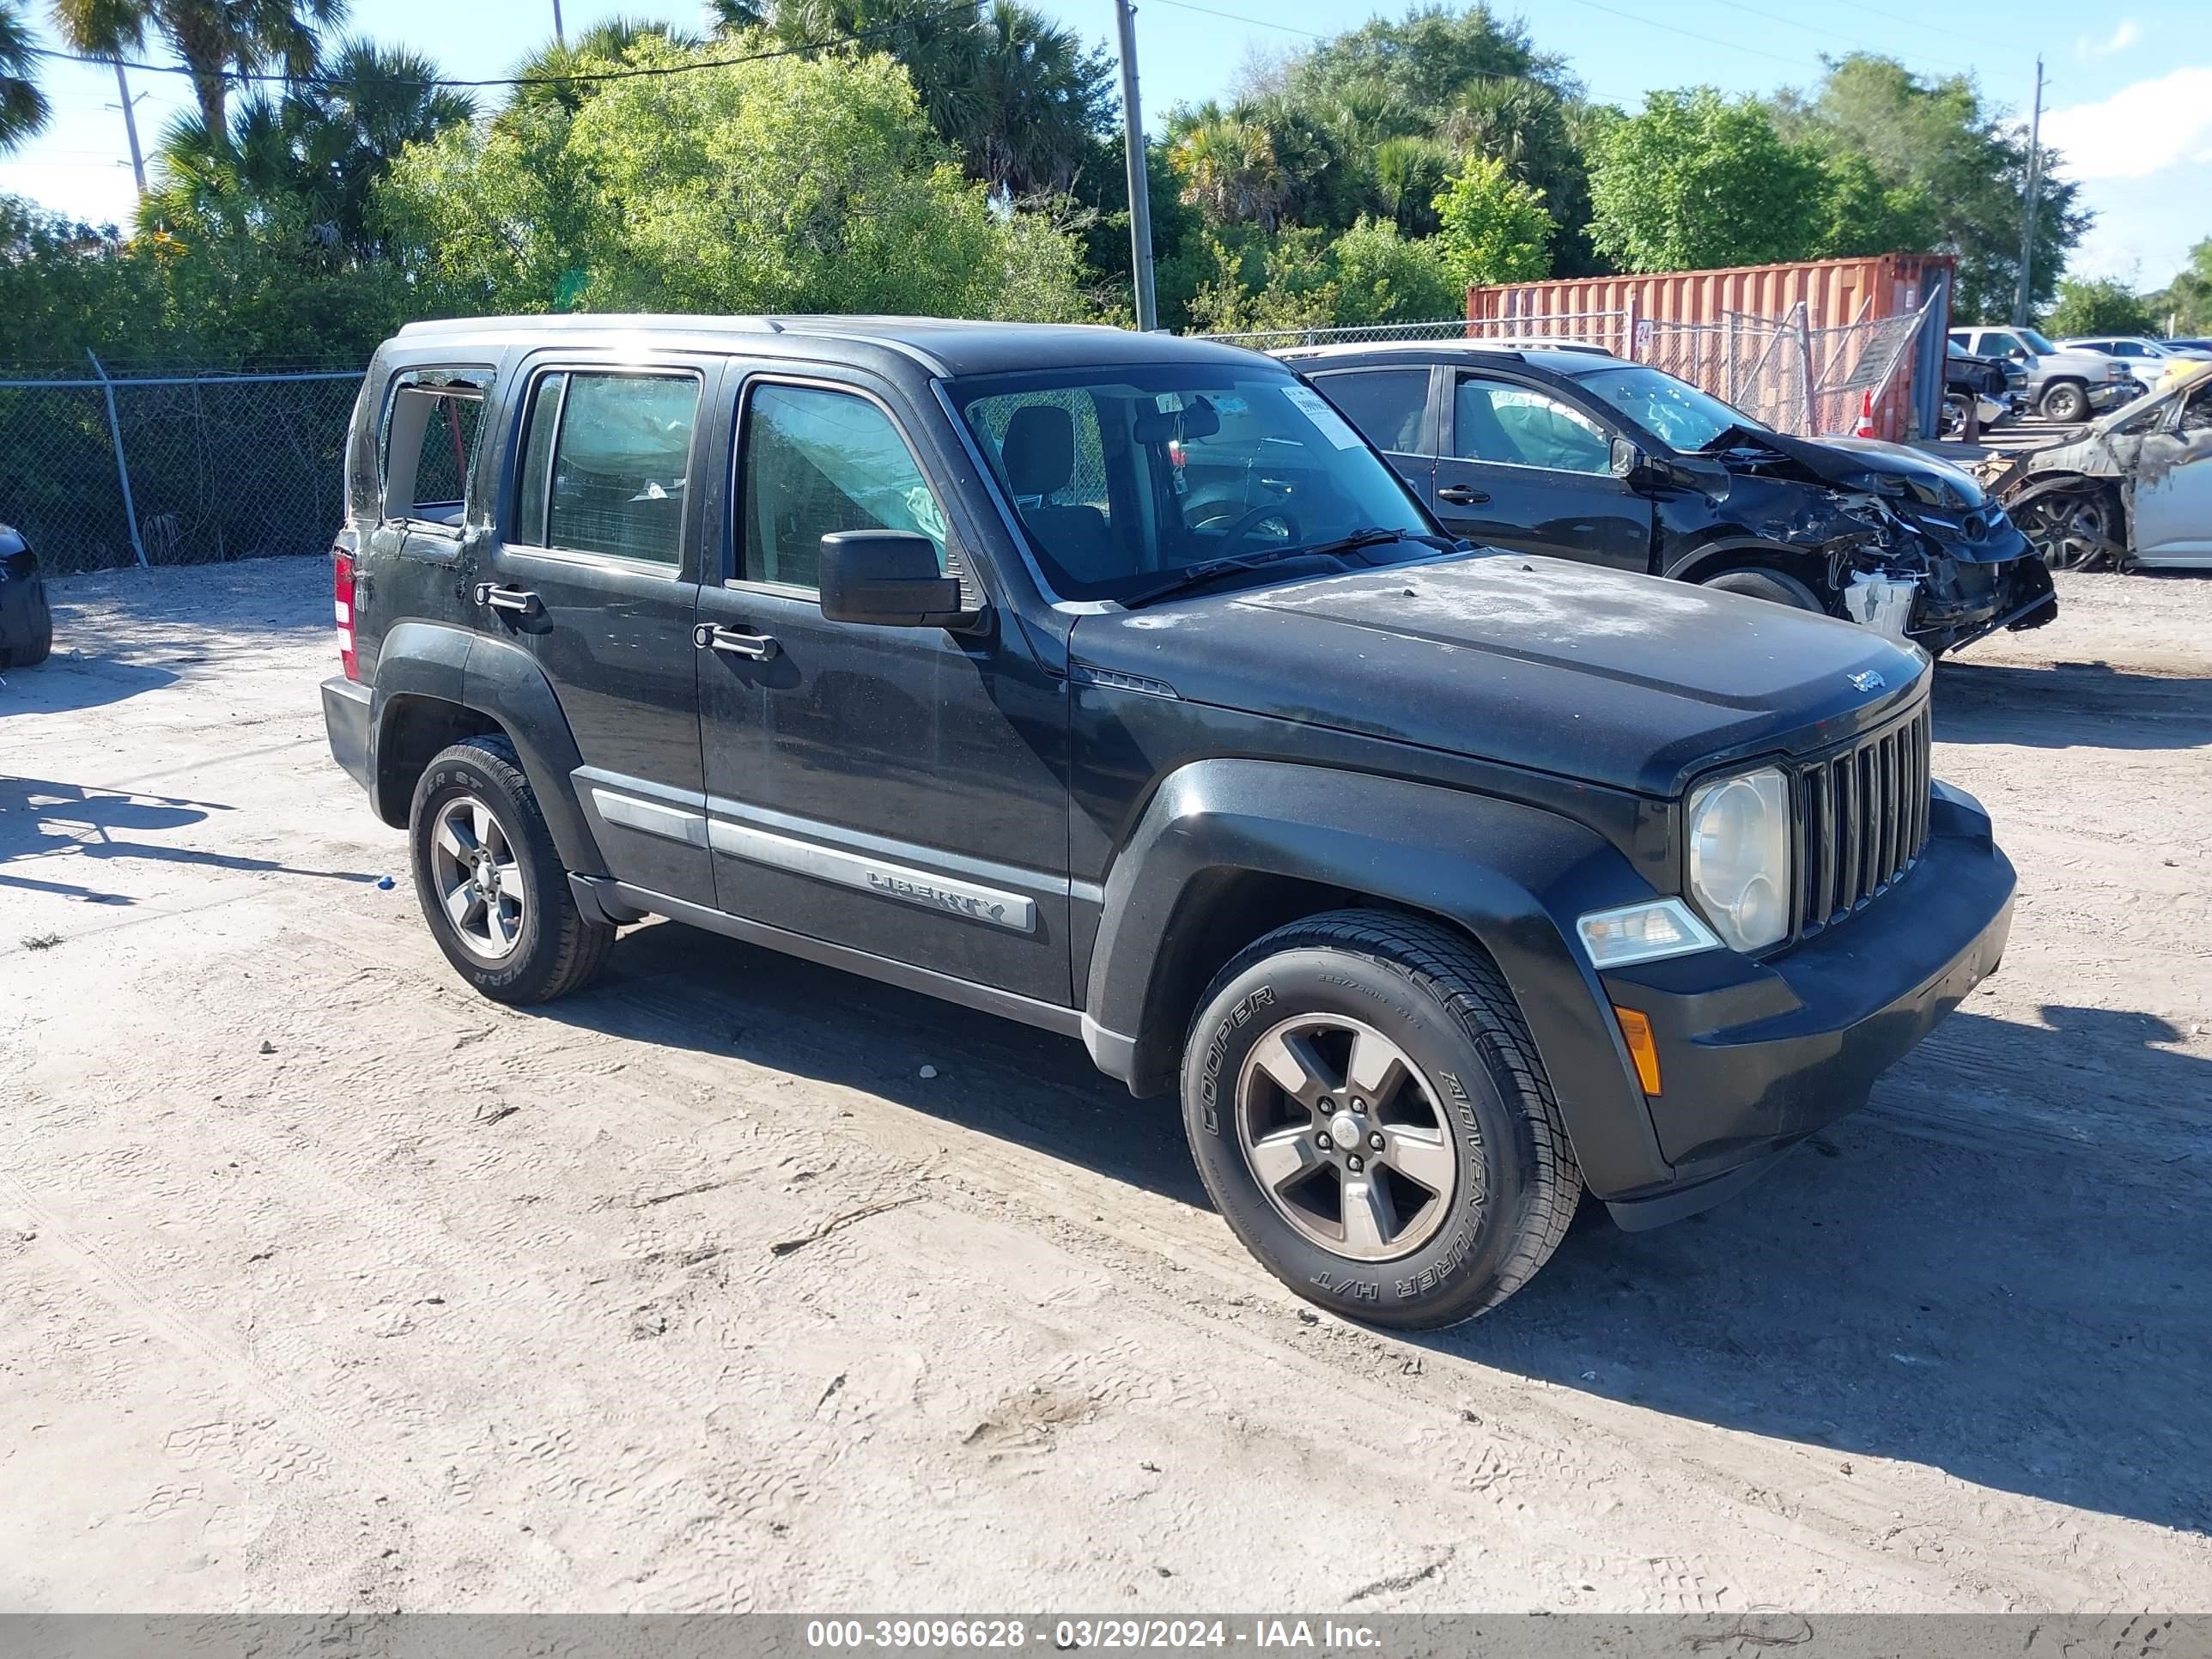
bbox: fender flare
[1082,758,1675,1198]
[368,623,607,878]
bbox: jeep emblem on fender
[1850,670,1886,692]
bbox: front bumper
[321,674,374,796]
[1596,781,2014,1227]
[2090,380,2143,410]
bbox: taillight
[333,549,359,681]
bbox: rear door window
[509,370,700,567]
[1306,368,1431,453]
[381,368,492,528]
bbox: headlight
[1686,767,1793,953]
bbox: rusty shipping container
[1466,253,1956,441]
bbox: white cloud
[2075,17,2142,58]
[2041,64,2212,180]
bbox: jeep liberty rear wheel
[409,735,614,1005]
[1181,910,1581,1328]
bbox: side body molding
[1082,758,1676,1200]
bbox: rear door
[693,365,1071,1004]
[1432,370,1653,570]
[2132,378,2212,566]
[477,356,719,905]
[1302,365,1437,501]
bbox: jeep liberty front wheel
[409,735,614,1004]
[1182,910,1581,1328]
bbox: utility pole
[109,58,148,198]
[2012,55,2045,326]
[1113,0,1158,331]
[550,0,566,46]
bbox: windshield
[2021,328,2060,355]
[951,364,1431,602]
[1571,363,1764,452]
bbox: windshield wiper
[1117,528,1437,609]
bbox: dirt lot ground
[3,559,2208,1613]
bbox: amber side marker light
[1613,1006,1662,1096]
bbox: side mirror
[1609,436,1644,478]
[817,531,971,628]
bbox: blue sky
[5,0,2207,303]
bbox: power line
[1540,0,1809,70]
[26,2,994,94]
[1148,0,1324,41]
[1697,0,1975,83]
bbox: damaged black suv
[1289,344,2057,656]
[323,314,2016,1327]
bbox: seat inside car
[1000,404,1118,586]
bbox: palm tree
[1170,111,1286,232]
[957,1,1111,199]
[143,36,472,257]
[503,15,698,118]
[0,0,50,152]
[48,0,349,136]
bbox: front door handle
[693,623,781,660]
[472,582,538,615]
[1437,484,1491,506]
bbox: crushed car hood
[1071,554,1925,798]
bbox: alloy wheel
[429,793,526,959]
[1234,1013,1459,1261]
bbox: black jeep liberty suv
[322,314,2015,1327]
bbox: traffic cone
[1852,390,1876,438]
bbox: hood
[1741,430,1988,507]
[1070,555,1926,799]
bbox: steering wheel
[1201,502,1303,551]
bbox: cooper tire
[409,735,614,1005]
[1700,565,1825,612]
[1181,910,1581,1328]
[2039,380,2088,423]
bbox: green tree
[1432,151,1551,288]
[0,1,49,153]
[1282,4,1571,126]
[2041,276,2156,338]
[1183,226,1337,335]
[1329,214,1457,323]
[1435,76,1595,272]
[48,0,348,136]
[1587,88,1824,272]
[760,0,1113,198]
[375,33,1087,321]
[1777,54,2087,320]
[2148,240,2212,335]
[1809,148,1936,258]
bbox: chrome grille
[1796,707,1931,938]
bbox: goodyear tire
[409,735,614,1005]
[1181,910,1581,1328]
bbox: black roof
[392,313,1273,378]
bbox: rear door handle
[472,582,538,615]
[693,623,781,660]
[1437,485,1490,506]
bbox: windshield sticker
[1280,384,1364,449]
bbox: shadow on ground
[1934,655,2212,749]
[533,915,2212,1540]
[0,775,381,904]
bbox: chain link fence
[1202,299,1937,440]
[0,366,363,575]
